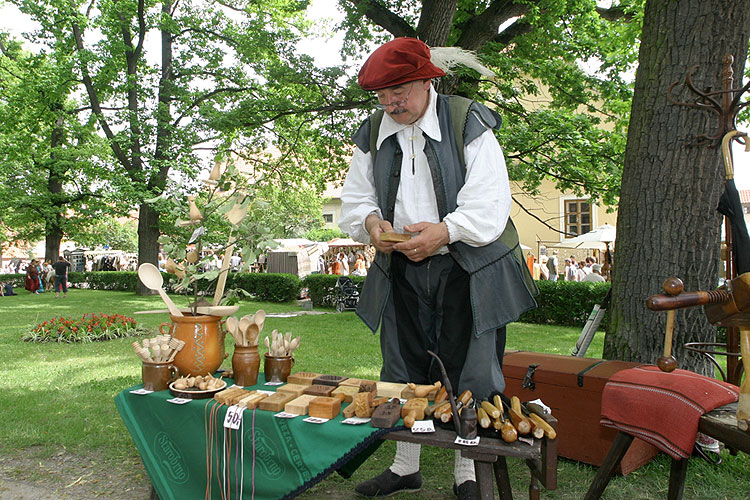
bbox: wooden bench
[384,412,558,500]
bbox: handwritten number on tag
[223,405,244,429]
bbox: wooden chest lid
[503,351,644,392]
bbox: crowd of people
[0,255,71,298]
[526,249,608,282]
[321,247,374,277]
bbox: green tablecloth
[115,378,391,500]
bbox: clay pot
[264,354,294,383]
[159,314,226,376]
[232,345,261,386]
[141,361,179,392]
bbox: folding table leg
[529,473,539,500]
[667,458,688,500]
[475,460,496,499]
[493,456,513,499]
[583,431,635,500]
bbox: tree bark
[606,0,750,375]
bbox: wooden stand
[383,413,558,500]
[584,403,750,500]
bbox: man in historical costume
[338,37,536,499]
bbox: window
[565,199,591,236]
[323,214,333,223]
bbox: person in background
[338,37,536,499]
[53,255,71,298]
[582,263,606,282]
[338,251,350,276]
[25,260,40,294]
[352,252,368,276]
[546,250,559,281]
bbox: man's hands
[366,214,397,254]
[367,216,450,262]
[394,222,450,262]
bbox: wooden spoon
[254,310,266,332]
[238,316,252,346]
[138,263,183,317]
[225,316,240,344]
[246,323,260,346]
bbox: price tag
[166,397,192,405]
[256,390,276,396]
[342,417,371,425]
[274,412,298,419]
[264,381,284,386]
[410,420,435,433]
[454,435,480,447]
[130,388,153,395]
[223,405,244,430]
[518,436,534,446]
[303,416,329,424]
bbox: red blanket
[600,365,738,459]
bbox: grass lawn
[0,289,747,499]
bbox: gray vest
[352,94,537,336]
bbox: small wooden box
[259,392,296,412]
[308,396,342,420]
[285,395,317,415]
[377,382,407,399]
[304,384,335,397]
[313,375,347,387]
[331,385,360,403]
[503,351,659,474]
[275,383,307,397]
[287,372,320,386]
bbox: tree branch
[345,0,415,38]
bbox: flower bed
[23,313,146,343]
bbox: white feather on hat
[429,46,495,79]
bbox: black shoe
[354,469,422,497]
[453,480,478,500]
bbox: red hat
[358,37,446,91]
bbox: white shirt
[339,86,511,254]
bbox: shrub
[302,274,366,308]
[228,272,301,302]
[22,313,147,343]
[519,280,610,327]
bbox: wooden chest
[503,351,659,474]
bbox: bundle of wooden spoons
[225,309,266,346]
[264,329,300,357]
[132,335,185,363]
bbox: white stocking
[388,441,421,476]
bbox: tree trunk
[46,114,66,263]
[605,0,750,375]
[137,203,160,295]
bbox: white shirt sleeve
[338,147,382,244]
[442,127,511,246]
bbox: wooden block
[379,232,412,242]
[359,380,378,394]
[371,400,403,428]
[339,378,377,389]
[259,392,296,412]
[275,383,307,397]
[238,391,268,409]
[331,385,360,403]
[214,386,248,405]
[286,372,320,386]
[303,384,335,397]
[313,375,347,387]
[284,394,318,415]
[309,396,343,420]
[377,382,408,399]
[353,392,374,418]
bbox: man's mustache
[389,108,407,115]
